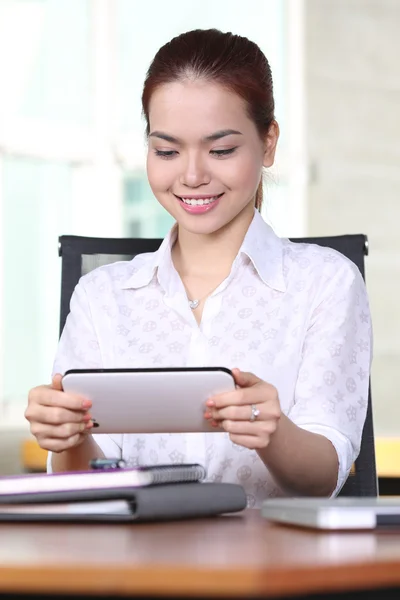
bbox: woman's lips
[175,193,224,214]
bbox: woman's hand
[25,374,94,453]
[204,369,281,450]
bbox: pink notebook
[0,464,206,497]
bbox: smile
[175,193,223,206]
[173,193,224,215]
[178,194,222,206]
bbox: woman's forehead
[148,81,251,137]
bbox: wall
[0,430,26,475]
[305,0,400,436]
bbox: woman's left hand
[204,368,281,450]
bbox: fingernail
[85,420,93,429]
[82,399,92,409]
[206,399,215,407]
[211,420,219,428]
[83,413,92,422]
[79,423,86,432]
[204,412,211,419]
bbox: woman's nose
[179,153,211,187]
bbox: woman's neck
[172,205,255,278]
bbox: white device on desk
[62,367,235,434]
[262,497,400,530]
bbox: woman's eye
[154,149,178,159]
[210,147,237,157]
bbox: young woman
[25,29,372,506]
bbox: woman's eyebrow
[149,129,243,144]
[204,129,242,141]
[149,131,180,143]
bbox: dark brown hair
[142,28,276,210]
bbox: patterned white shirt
[49,210,372,506]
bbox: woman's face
[146,80,278,235]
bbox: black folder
[0,482,247,522]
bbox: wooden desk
[1,510,400,599]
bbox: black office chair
[58,232,377,497]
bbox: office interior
[0,0,398,492]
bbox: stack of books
[0,463,246,522]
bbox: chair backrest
[58,232,377,497]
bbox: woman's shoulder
[78,251,157,293]
[281,237,363,284]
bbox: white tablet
[62,367,235,434]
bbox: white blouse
[49,210,372,506]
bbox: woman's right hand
[25,374,93,453]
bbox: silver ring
[249,404,260,422]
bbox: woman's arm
[46,277,121,473]
[257,414,338,496]
[207,257,371,497]
[51,434,105,473]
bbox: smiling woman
[146,84,277,234]
[142,29,277,217]
[25,29,372,506]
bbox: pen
[89,458,126,470]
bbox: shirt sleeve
[47,278,122,473]
[288,257,372,496]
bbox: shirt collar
[239,209,286,292]
[120,224,177,291]
[121,210,286,293]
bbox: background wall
[305,0,400,436]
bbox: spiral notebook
[0,463,206,497]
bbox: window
[0,0,305,423]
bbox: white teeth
[180,195,220,206]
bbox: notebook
[0,463,206,496]
[261,497,400,530]
[0,464,247,522]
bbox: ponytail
[255,179,263,211]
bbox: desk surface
[1,510,400,598]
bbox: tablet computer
[62,367,235,434]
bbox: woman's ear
[263,120,280,168]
